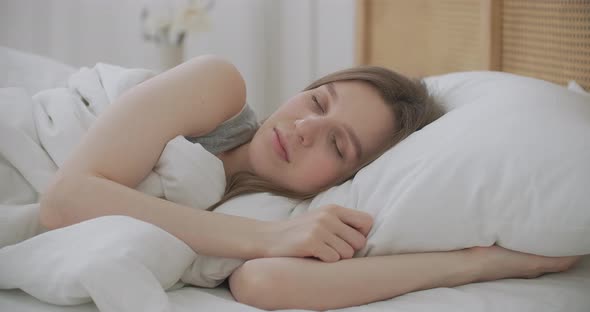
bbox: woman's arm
[39,55,372,261]
[229,246,581,311]
[39,55,259,258]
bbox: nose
[294,116,324,147]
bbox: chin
[282,180,321,195]
[258,172,307,194]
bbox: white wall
[277,0,356,108]
[0,0,160,69]
[184,0,275,118]
[316,0,356,77]
[0,0,355,118]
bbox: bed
[1,0,590,311]
[1,261,590,312]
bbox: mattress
[1,256,590,311]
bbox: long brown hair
[207,66,444,211]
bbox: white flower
[141,0,212,46]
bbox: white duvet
[0,63,282,311]
[1,49,590,312]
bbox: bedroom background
[0,0,356,119]
[1,1,590,311]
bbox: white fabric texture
[0,63,234,310]
[568,80,589,96]
[2,255,590,312]
[0,216,194,310]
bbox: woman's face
[248,80,396,193]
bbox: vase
[157,43,184,72]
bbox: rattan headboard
[356,0,590,90]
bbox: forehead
[319,81,395,161]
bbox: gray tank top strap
[184,103,258,155]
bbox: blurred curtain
[0,0,354,119]
[0,0,159,69]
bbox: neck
[217,142,252,180]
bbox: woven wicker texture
[358,0,590,89]
[502,0,590,90]
[364,0,486,77]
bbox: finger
[332,206,374,237]
[328,217,367,251]
[322,227,356,259]
[313,240,341,263]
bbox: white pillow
[568,80,589,96]
[295,71,590,257]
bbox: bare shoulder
[181,55,247,124]
[132,54,247,137]
[49,54,248,189]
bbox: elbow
[229,259,294,311]
[39,175,78,230]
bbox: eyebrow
[326,82,338,100]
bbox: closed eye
[331,134,344,159]
[312,95,325,114]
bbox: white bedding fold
[0,63,231,311]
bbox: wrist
[461,247,490,283]
[244,220,273,259]
[463,245,529,282]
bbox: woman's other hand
[468,245,581,282]
[261,204,373,262]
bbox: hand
[261,204,373,262]
[467,245,581,282]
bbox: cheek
[249,133,274,170]
[294,157,341,190]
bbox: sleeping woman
[39,55,580,311]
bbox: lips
[273,127,290,162]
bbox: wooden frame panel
[356,0,590,89]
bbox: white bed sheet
[1,256,589,312]
[2,46,589,311]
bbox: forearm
[230,250,480,311]
[40,174,267,259]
